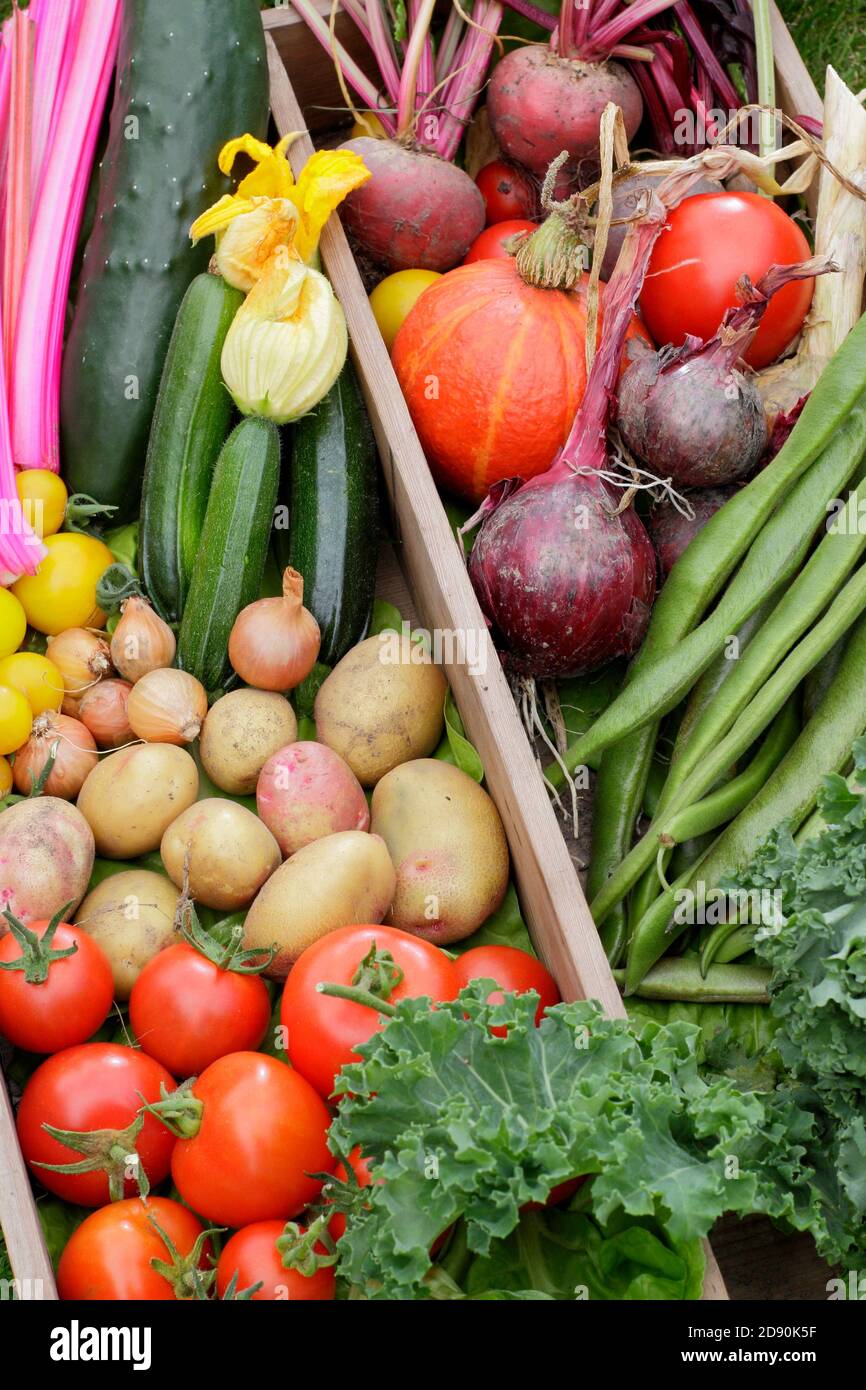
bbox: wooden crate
[0,2,825,1303]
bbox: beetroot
[649,489,735,579]
[338,137,485,273]
[487,46,642,186]
[616,260,828,488]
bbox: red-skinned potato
[338,137,485,273]
[0,797,94,928]
[256,741,369,857]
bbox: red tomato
[57,1197,211,1301]
[16,1044,176,1206]
[0,919,113,1053]
[280,924,458,1098]
[464,219,538,263]
[326,1147,376,1242]
[453,944,560,1031]
[639,192,814,369]
[216,1221,336,1301]
[475,160,536,224]
[169,1051,333,1227]
[523,1177,586,1212]
[129,942,271,1078]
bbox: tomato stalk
[178,901,275,976]
[275,1214,338,1277]
[141,1078,205,1140]
[0,901,75,982]
[316,941,405,1015]
[147,1212,223,1301]
[34,1112,150,1203]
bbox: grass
[779,0,866,94]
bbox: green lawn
[779,0,866,93]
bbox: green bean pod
[615,956,771,1003]
[550,396,866,786]
[700,923,757,976]
[624,602,866,992]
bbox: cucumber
[60,0,268,521]
[278,362,378,665]
[177,418,280,693]
[140,274,242,624]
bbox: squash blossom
[221,245,348,424]
[191,133,368,421]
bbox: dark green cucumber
[60,0,268,521]
[140,273,242,624]
[278,362,378,664]
[177,418,280,692]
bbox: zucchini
[140,273,242,623]
[60,0,268,521]
[278,362,378,665]
[177,418,280,693]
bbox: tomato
[17,1044,177,1206]
[325,1147,376,1242]
[639,192,814,369]
[523,1177,586,1212]
[0,651,64,715]
[0,683,32,754]
[169,1052,333,1227]
[15,470,68,538]
[0,756,10,797]
[464,219,538,264]
[216,1221,336,1301]
[0,917,114,1053]
[280,923,459,1098]
[129,942,271,1079]
[475,160,536,224]
[0,588,26,658]
[453,944,560,1031]
[57,1197,212,1301]
[12,532,114,635]
[370,268,442,351]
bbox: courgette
[278,362,378,665]
[177,418,280,693]
[60,0,268,521]
[140,273,242,623]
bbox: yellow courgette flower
[190,132,370,286]
[220,245,348,424]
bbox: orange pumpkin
[392,258,651,502]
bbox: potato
[161,799,281,910]
[77,744,198,858]
[200,689,297,795]
[0,797,94,928]
[243,829,396,978]
[257,741,369,856]
[314,634,447,786]
[370,759,509,944]
[75,869,180,999]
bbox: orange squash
[392,258,650,502]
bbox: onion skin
[337,138,485,273]
[649,488,736,579]
[127,669,208,746]
[46,629,112,717]
[616,342,768,488]
[487,48,642,180]
[228,568,321,693]
[110,596,176,682]
[13,713,98,800]
[77,679,135,749]
[468,469,657,677]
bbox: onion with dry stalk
[228,567,320,692]
[12,712,98,800]
[45,628,112,715]
[77,678,135,750]
[127,668,208,746]
[109,595,176,682]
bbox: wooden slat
[266,31,731,1302]
[263,1,377,133]
[769,0,823,124]
[0,1075,56,1299]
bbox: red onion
[649,488,736,580]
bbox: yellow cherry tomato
[0,755,11,797]
[12,533,115,636]
[0,651,64,715]
[0,684,32,755]
[349,113,387,140]
[0,587,27,658]
[15,470,68,538]
[369,269,442,352]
